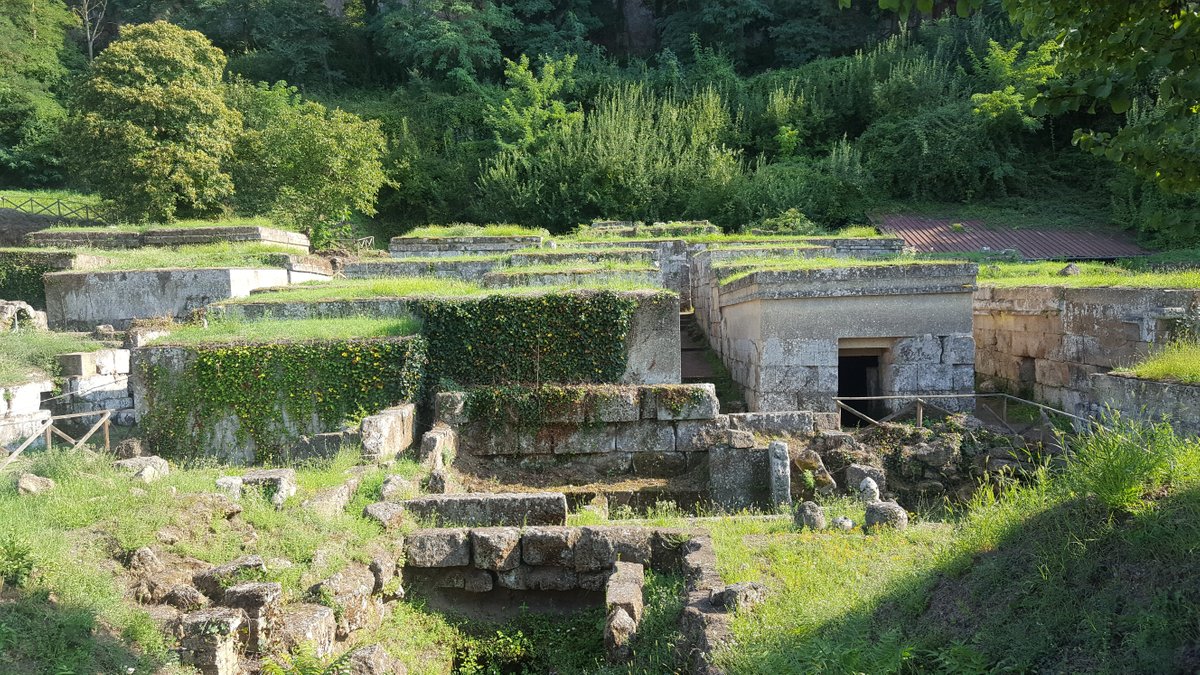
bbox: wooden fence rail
[0,410,112,472]
[0,195,105,224]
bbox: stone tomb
[697,262,978,417]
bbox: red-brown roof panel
[872,214,1149,260]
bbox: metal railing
[832,392,1097,436]
[0,409,112,472]
[0,195,105,224]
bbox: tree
[0,0,78,185]
[485,55,582,152]
[71,0,107,60]
[372,0,516,83]
[226,79,388,248]
[64,21,239,221]
[851,0,1200,191]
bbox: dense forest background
[2,0,1198,245]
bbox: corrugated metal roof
[873,214,1149,260]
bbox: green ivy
[141,336,427,462]
[0,255,54,309]
[464,384,599,433]
[415,290,641,386]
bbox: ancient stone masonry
[26,225,311,252]
[388,235,544,258]
[52,349,133,417]
[44,265,331,330]
[343,258,500,281]
[974,285,1200,416]
[0,379,52,449]
[1088,374,1200,437]
[0,300,47,331]
[696,262,978,414]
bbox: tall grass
[1117,340,1200,384]
[0,331,103,386]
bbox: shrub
[64,22,240,222]
[1064,417,1185,513]
[0,534,35,587]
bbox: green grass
[717,255,967,283]
[389,254,509,264]
[402,224,549,238]
[979,260,1200,288]
[223,277,486,303]
[0,188,102,207]
[221,276,665,304]
[1115,340,1200,384]
[0,331,104,386]
[152,316,421,345]
[86,242,300,271]
[43,216,284,233]
[490,260,655,275]
[563,225,885,245]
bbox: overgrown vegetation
[4,2,1199,247]
[1117,340,1200,385]
[0,249,59,308]
[155,316,420,345]
[979,260,1200,289]
[140,336,427,461]
[0,330,102,386]
[92,242,301,271]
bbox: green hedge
[141,336,427,462]
[415,290,641,386]
[0,253,55,309]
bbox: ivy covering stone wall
[135,336,427,462]
[415,291,644,386]
[0,252,57,308]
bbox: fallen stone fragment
[347,644,406,675]
[241,468,297,508]
[830,516,854,531]
[604,606,637,663]
[215,476,243,499]
[864,500,909,532]
[113,455,169,482]
[710,582,767,612]
[795,501,826,530]
[179,607,245,675]
[193,555,266,599]
[16,473,55,495]
[277,603,336,658]
[363,502,406,529]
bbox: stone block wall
[973,286,1200,415]
[26,226,310,252]
[44,267,330,330]
[435,384,739,481]
[481,268,662,289]
[388,235,544,258]
[698,264,978,413]
[342,258,501,281]
[53,349,133,416]
[1087,373,1200,437]
[0,379,52,449]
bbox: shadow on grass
[727,486,1200,674]
[0,587,148,674]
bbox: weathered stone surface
[0,300,46,332]
[675,418,731,453]
[709,446,767,511]
[575,527,652,571]
[164,584,209,611]
[795,501,826,530]
[846,464,886,497]
[790,447,837,495]
[310,562,382,638]
[241,468,297,508]
[179,607,245,675]
[380,474,417,501]
[727,429,756,449]
[710,581,767,612]
[17,473,55,495]
[630,450,688,477]
[471,528,522,571]
[360,404,415,462]
[679,536,722,592]
[401,492,567,527]
[864,501,909,532]
[113,437,145,459]
[653,384,719,421]
[830,516,854,531]
[215,476,243,499]
[768,441,792,508]
[405,529,471,568]
[605,606,637,663]
[859,477,881,503]
[521,527,578,567]
[614,421,674,455]
[606,561,645,624]
[129,546,165,575]
[223,582,282,653]
[347,644,406,675]
[277,603,336,658]
[426,566,494,592]
[302,477,360,518]
[193,555,266,599]
[363,501,407,529]
[728,410,815,436]
[113,455,169,482]
[368,547,399,595]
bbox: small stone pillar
[223,581,282,654]
[179,607,246,675]
[768,441,792,508]
[605,561,646,662]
